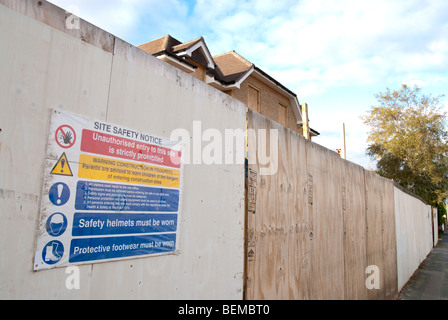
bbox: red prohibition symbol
[55,124,76,149]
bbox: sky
[48,0,448,169]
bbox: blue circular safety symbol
[42,240,64,265]
[46,213,68,237]
[49,182,70,206]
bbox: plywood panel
[364,170,383,299]
[245,110,310,299]
[246,111,399,300]
[245,110,429,300]
[288,138,313,300]
[306,142,345,299]
[364,171,397,299]
[342,161,368,299]
[382,180,398,299]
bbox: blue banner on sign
[69,233,176,263]
[72,212,178,236]
[75,181,179,212]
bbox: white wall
[394,186,433,291]
[433,207,439,247]
[0,1,246,299]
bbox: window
[248,84,260,112]
[278,102,287,126]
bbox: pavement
[398,232,448,300]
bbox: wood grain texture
[245,110,399,300]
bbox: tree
[362,84,448,205]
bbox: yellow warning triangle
[51,152,73,176]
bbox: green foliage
[437,202,447,226]
[363,84,448,205]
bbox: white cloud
[191,0,448,168]
[48,0,190,44]
[196,0,448,97]
[49,0,448,88]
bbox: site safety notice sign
[34,109,183,270]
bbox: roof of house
[138,35,214,69]
[172,37,203,53]
[138,35,179,54]
[212,51,253,84]
[139,36,263,86]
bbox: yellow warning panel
[78,154,180,188]
[51,153,73,176]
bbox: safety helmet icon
[46,213,67,236]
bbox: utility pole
[342,122,346,160]
[301,103,310,140]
